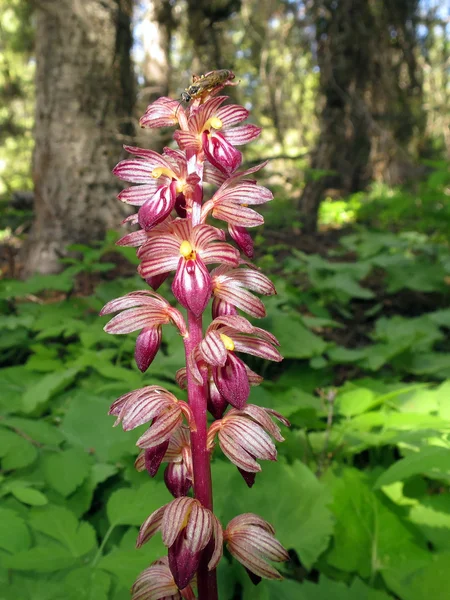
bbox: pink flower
[100,290,186,372]
[137,219,239,316]
[201,179,273,229]
[136,427,193,497]
[109,385,195,449]
[139,97,188,130]
[132,556,196,600]
[113,146,194,231]
[174,97,261,175]
[224,514,289,581]
[211,265,276,318]
[137,497,223,590]
[189,315,282,408]
[207,405,289,483]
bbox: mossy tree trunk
[24,0,134,274]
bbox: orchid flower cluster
[100,72,290,600]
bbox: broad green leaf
[326,469,429,581]
[65,463,118,518]
[0,427,38,469]
[98,526,165,588]
[214,460,334,569]
[42,448,92,496]
[98,545,165,589]
[0,574,66,600]
[242,575,394,600]
[64,567,111,600]
[384,552,450,600]
[0,366,41,414]
[22,367,82,414]
[2,542,77,572]
[0,508,31,553]
[106,480,170,527]
[29,505,97,557]
[1,417,65,446]
[258,313,327,358]
[328,346,370,363]
[60,392,136,462]
[7,483,48,506]
[375,446,450,488]
[408,495,450,551]
[337,387,376,416]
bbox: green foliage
[2,194,450,599]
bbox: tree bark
[24,0,134,274]
[300,0,424,233]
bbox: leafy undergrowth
[1,220,450,600]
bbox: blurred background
[1,0,450,598]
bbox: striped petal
[215,104,249,127]
[231,334,283,362]
[118,182,161,206]
[198,330,228,366]
[137,408,184,449]
[139,97,182,129]
[113,159,155,184]
[224,516,289,580]
[200,242,240,266]
[136,504,168,547]
[185,502,213,553]
[223,124,262,145]
[161,497,196,548]
[212,201,264,228]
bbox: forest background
[1,0,450,598]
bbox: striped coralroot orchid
[100,71,289,599]
[224,514,290,582]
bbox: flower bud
[212,352,250,409]
[164,461,192,497]
[135,325,162,372]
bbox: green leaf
[337,387,376,417]
[98,526,166,588]
[0,508,31,553]
[2,542,77,572]
[384,552,450,600]
[214,460,334,569]
[0,366,41,415]
[258,313,327,359]
[42,448,92,496]
[22,367,82,414]
[29,505,97,557]
[1,417,65,446]
[0,427,38,469]
[64,567,111,600]
[242,576,394,600]
[60,392,137,462]
[7,483,48,506]
[375,446,450,489]
[0,575,63,600]
[326,469,429,581]
[107,480,170,527]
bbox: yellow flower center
[202,117,223,133]
[179,240,196,260]
[152,167,176,179]
[220,333,235,351]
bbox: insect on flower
[180,69,237,103]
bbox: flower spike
[101,71,287,599]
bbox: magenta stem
[183,311,218,600]
[183,150,218,599]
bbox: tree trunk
[300,0,423,233]
[23,0,134,275]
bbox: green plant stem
[91,524,115,567]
